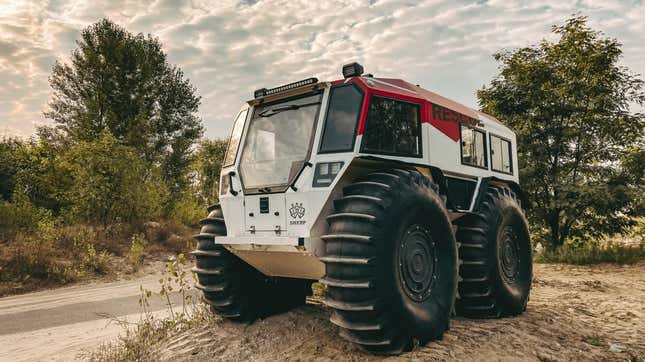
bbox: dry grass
[0,220,196,297]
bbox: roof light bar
[253,77,319,99]
[342,62,364,79]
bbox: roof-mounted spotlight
[342,62,364,79]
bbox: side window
[223,109,248,167]
[319,84,363,153]
[460,125,487,168]
[362,96,421,157]
[490,134,513,174]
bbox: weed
[127,233,147,270]
[83,253,209,361]
[82,243,111,275]
[582,334,605,347]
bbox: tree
[477,16,645,249]
[45,18,203,192]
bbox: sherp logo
[289,202,305,219]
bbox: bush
[61,132,168,225]
[0,198,52,240]
[165,193,203,227]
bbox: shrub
[0,198,52,240]
[82,243,111,275]
[165,192,203,227]
[60,132,168,226]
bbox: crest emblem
[289,203,305,219]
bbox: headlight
[312,162,344,187]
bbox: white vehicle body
[216,76,519,280]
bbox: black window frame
[360,94,423,158]
[459,123,488,170]
[489,133,514,175]
[318,83,364,154]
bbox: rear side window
[460,125,487,168]
[490,134,513,174]
[319,85,363,153]
[361,96,421,157]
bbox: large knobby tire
[320,169,458,355]
[192,204,311,321]
[455,186,532,318]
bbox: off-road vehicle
[192,63,532,354]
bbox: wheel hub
[398,224,436,302]
[500,226,520,282]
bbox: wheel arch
[472,177,529,211]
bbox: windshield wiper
[258,101,320,117]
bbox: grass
[534,220,645,265]
[534,240,645,265]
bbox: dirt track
[0,270,188,362]
[150,262,645,361]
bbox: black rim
[398,224,436,302]
[499,225,520,283]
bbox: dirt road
[149,262,645,361]
[0,273,188,362]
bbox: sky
[0,0,644,140]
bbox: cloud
[0,0,643,139]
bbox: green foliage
[191,138,228,205]
[478,16,645,249]
[60,132,168,225]
[0,138,25,201]
[45,18,203,193]
[0,198,52,240]
[165,192,203,227]
[11,130,72,213]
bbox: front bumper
[215,235,301,246]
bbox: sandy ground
[147,262,645,362]
[0,262,642,361]
[0,269,190,362]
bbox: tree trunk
[549,211,563,250]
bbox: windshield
[239,93,322,191]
